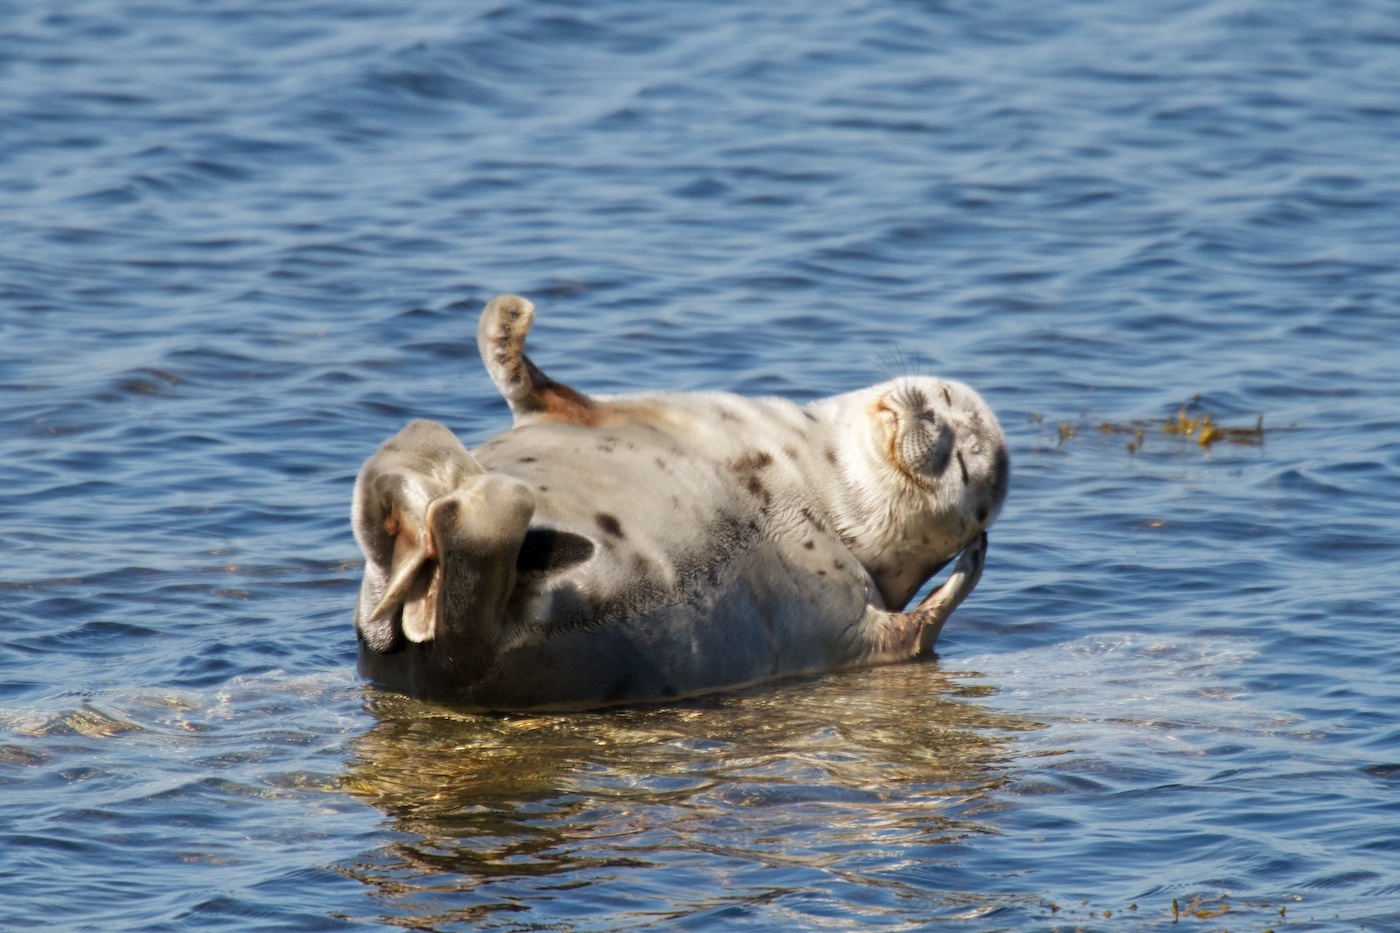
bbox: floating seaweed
[1037,894,1299,928]
[1158,408,1267,448]
[1056,420,1078,447]
[1033,398,1284,454]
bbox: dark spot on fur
[804,411,818,422]
[783,445,799,462]
[833,560,846,571]
[729,451,775,506]
[516,529,595,575]
[941,385,953,406]
[537,485,549,492]
[824,447,838,465]
[595,512,624,538]
[956,450,969,485]
[433,499,460,525]
[976,505,989,524]
[718,407,742,423]
[745,475,771,504]
[816,569,827,577]
[655,456,668,470]
[518,456,537,464]
[597,442,615,453]
[730,450,773,473]
[804,540,815,550]
[538,511,760,638]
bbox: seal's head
[818,375,1008,611]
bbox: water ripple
[3,0,1400,929]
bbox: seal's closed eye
[516,528,596,575]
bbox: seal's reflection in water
[339,661,1041,929]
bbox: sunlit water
[3,0,1399,930]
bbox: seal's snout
[873,380,957,489]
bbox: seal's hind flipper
[353,419,535,655]
[364,503,435,644]
[352,420,482,651]
[478,294,600,426]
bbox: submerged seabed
[2,0,1399,930]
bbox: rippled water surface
[3,1,1400,929]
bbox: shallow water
[3,0,1399,929]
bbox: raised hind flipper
[352,419,535,655]
[478,294,600,426]
[853,531,988,663]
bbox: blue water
[3,0,1399,929]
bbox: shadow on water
[337,661,1043,930]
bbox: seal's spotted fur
[353,295,1008,709]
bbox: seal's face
[881,377,1007,521]
[829,375,1008,610]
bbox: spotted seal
[352,295,1008,709]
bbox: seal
[352,295,1009,709]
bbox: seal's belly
[462,418,878,708]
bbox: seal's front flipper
[912,531,986,654]
[853,532,987,663]
[478,294,600,426]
